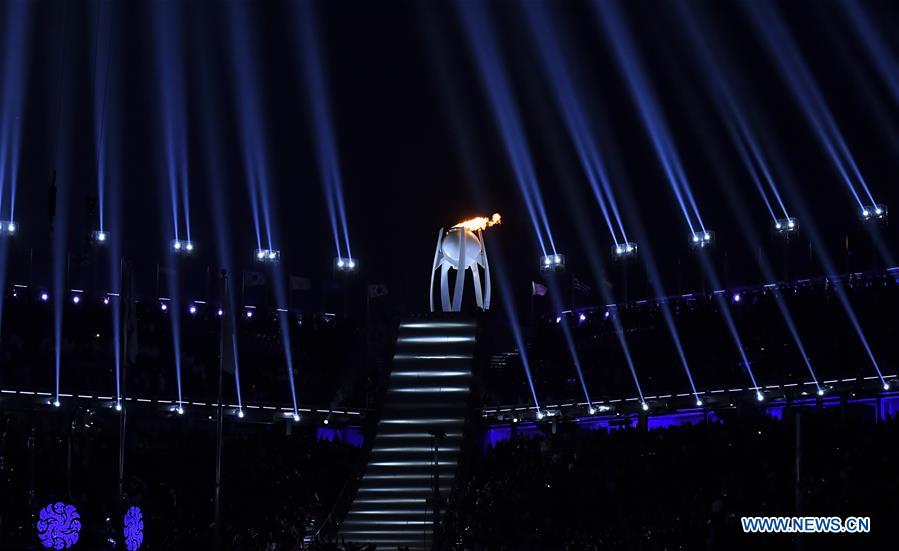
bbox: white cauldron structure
[429,226,491,312]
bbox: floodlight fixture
[171,239,195,254]
[539,253,566,272]
[335,257,358,272]
[774,217,798,234]
[255,248,281,263]
[612,242,638,259]
[861,204,888,224]
[690,230,714,249]
[0,221,16,236]
[91,230,110,244]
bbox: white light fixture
[171,239,194,254]
[336,257,358,272]
[255,248,281,263]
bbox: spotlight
[588,405,597,415]
[578,313,587,323]
[695,398,703,407]
[512,416,519,423]
[883,382,891,391]
[171,239,194,254]
[690,230,714,248]
[237,409,245,419]
[52,399,61,408]
[641,402,649,411]
[40,292,48,301]
[773,217,798,234]
[114,402,122,412]
[246,310,253,318]
[91,230,109,244]
[335,257,359,272]
[817,388,825,396]
[255,249,281,263]
[861,204,888,223]
[756,391,764,402]
[72,295,81,304]
[612,242,638,259]
[536,410,545,420]
[176,406,184,415]
[292,413,300,422]
[539,253,566,272]
[733,293,741,303]
[103,297,110,305]
[555,316,562,323]
[160,303,168,311]
[217,308,223,317]
[189,305,197,315]
[323,418,330,425]
[1,221,16,236]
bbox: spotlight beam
[224,2,279,255]
[675,3,792,222]
[152,2,192,246]
[524,3,630,247]
[295,2,354,260]
[593,0,705,235]
[763,135,887,387]
[744,0,878,211]
[456,2,558,256]
[195,27,245,413]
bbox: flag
[572,276,591,294]
[243,271,266,287]
[290,275,311,291]
[532,282,548,296]
[367,284,389,299]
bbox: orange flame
[453,213,502,232]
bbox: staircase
[338,315,476,550]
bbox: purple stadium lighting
[37,502,81,549]
[123,506,144,550]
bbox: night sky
[4,0,899,311]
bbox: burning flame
[453,213,502,232]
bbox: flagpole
[214,269,226,550]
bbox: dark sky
[4,0,899,311]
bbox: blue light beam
[456,2,557,256]
[295,2,353,260]
[593,0,705,234]
[744,0,879,212]
[524,2,630,247]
